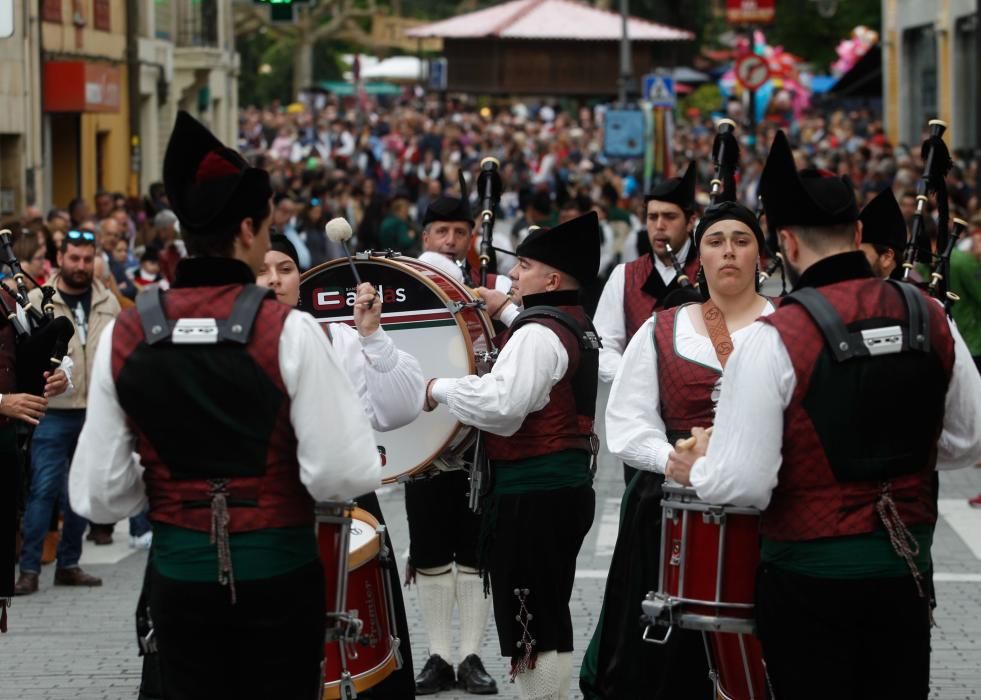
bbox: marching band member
[666,131,981,699]
[425,211,602,700]
[257,233,423,698]
[859,187,908,280]
[68,112,382,700]
[581,201,774,699]
[593,163,699,484]
[406,186,499,696]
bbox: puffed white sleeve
[69,320,147,522]
[605,316,672,472]
[937,317,981,469]
[430,324,568,436]
[594,264,627,383]
[282,312,382,501]
[327,322,425,432]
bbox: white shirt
[593,239,692,382]
[606,302,775,473]
[431,321,568,437]
[688,317,981,509]
[69,311,383,524]
[327,323,424,432]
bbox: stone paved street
[3,382,981,699]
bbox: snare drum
[654,483,761,633]
[317,504,400,700]
[300,254,495,483]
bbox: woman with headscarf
[257,234,424,699]
[581,201,775,699]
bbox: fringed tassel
[404,563,416,587]
[876,482,926,601]
[208,479,236,605]
[477,493,499,597]
[509,587,536,681]
[1,598,9,633]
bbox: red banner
[726,0,775,25]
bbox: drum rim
[322,647,399,698]
[347,506,381,571]
[301,255,494,483]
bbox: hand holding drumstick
[665,426,713,486]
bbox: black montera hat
[760,131,859,229]
[163,111,272,234]
[423,169,473,226]
[859,187,907,254]
[645,161,696,212]
[515,211,600,286]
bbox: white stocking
[414,565,455,660]
[513,650,563,699]
[455,564,492,663]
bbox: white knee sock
[555,652,573,698]
[513,650,565,700]
[455,564,491,663]
[414,565,455,660]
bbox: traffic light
[253,0,312,23]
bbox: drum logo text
[312,286,407,310]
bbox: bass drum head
[300,256,478,483]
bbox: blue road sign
[643,74,676,108]
[603,110,646,158]
[429,59,447,91]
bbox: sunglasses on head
[66,230,96,242]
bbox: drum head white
[300,258,481,482]
[348,517,377,555]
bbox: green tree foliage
[754,0,881,71]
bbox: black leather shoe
[415,654,455,695]
[457,655,498,695]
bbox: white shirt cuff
[500,303,521,327]
[431,378,455,405]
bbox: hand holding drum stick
[666,427,713,486]
[325,217,375,309]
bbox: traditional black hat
[422,170,472,226]
[760,131,859,229]
[163,112,271,235]
[645,160,696,212]
[515,211,600,286]
[269,233,300,268]
[859,187,907,254]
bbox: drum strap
[700,300,734,368]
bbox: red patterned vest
[759,277,954,541]
[623,254,699,342]
[111,283,314,533]
[485,297,597,462]
[651,305,719,439]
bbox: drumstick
[675,427,713,451]
[325,217,374,309]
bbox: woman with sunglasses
[582,201,774,699]
[258,233,425,699]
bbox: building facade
[882,0,979,151]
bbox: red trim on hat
[195,151,241,183]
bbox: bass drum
[299,254,495,483]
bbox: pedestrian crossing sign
[643,74,676,108]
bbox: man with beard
[859,187,908,280]
[593,162,698,484]
[14,230,121,595]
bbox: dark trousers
[755,564,931,700]
[622,462,639,487]
[149,559,326,700]
[404,470,481,570]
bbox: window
[42,0,61,23]
[94,0,110,31]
